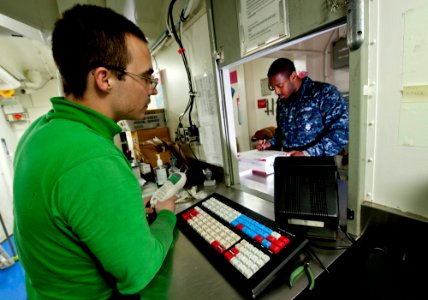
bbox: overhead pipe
[150,0,194,54]
[347,0,364,50]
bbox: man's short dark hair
[267,58,296,78]
[52,4,148,98]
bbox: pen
[263,139,266,150]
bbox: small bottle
[0,245,14,269]
[168,156,180,176]
[139,158,152,175]
[131,159,140,179]
[155,154,168,186]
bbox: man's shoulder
[302,78,344,106]
[304,77,337,92]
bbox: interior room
[1,0,428,299]
[226,24,349,198]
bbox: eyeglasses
[122,70,159,90]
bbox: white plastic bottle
[0,245,14,269]
[155,154,168,186]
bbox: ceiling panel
[0,0,60,33]
[0,0,196,91]
[0,0,182,42]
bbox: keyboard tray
[177,192,308,298]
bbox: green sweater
[13,97,176,299]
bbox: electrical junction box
[1,103,29,122]
[332,38,349,69]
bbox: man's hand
[285,150,305,157]
[154,195,176,214]
[143,196,155,215]
[144,195,176,222]
[256,139,271,150]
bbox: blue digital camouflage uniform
[270,77,349,156]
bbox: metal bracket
[264,98,275,116]
[347,208,355,220]
[213,47,224,63]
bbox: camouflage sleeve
[270,100,281,148]
[305,86,349,156]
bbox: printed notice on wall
[195,73,224,166]
[399,5,428,147]
[238,0,289,56]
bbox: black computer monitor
[274,156,339,240]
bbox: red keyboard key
[269,243,281,254]
[254,235,264,243]
[189,208,199,216]
[211,240,226,253]
[279,236,290,246]
[272,239,286,249]
[224,251,235,261]
[266,235,275,243]
[230,247,239,255]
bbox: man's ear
[290,71,298,81]
[92,67,111,92]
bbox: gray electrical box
[332,38,349,69]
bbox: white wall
[0,79,56,241]
[365,0,428,218]
[0,110,15,241]
[230,65,251,151]
[152,12,223,166]
[244,58,277,142]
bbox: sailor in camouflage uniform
[256,58,349,156]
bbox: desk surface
[141,185,351,299]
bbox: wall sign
[399,5,428,148]
[237,0,290,57]
[260,78,272,96]
[257,99,267,109]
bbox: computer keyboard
[177,193,308,298]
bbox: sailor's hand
[285,150,305,157]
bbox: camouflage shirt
[270,77,349,156]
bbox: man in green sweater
[13,4,176,299]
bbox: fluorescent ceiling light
[0,13,46,43]
[0,65,21,90]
